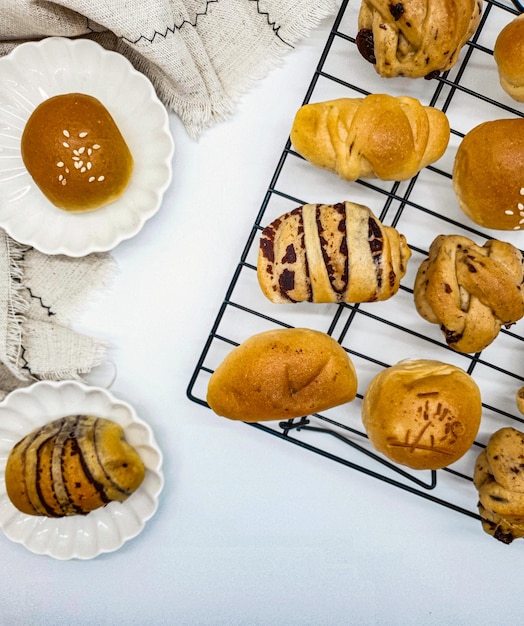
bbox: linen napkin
[0,0,340,138]
[0,230,114,400]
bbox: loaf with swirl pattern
[356,0,482,79]
[414,235,524,353]
[257,201,411,304]
[290,95,450,182]
[5,415,145,517]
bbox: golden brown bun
[21,93,133,212]
[257,201,411,303]
[356,0,482,79]
[206,328,358,422]
[452,119,524,230]
[414,235,524,353]
[494,15,524,102]
[473,428,524,543]
[5,415,145,517]
[361,359,482,470]
[290,95,450,181]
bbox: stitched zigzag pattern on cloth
[0,0,340,137]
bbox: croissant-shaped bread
[356,0,482,79]
[257,201,411,304]
[5,415,145,517]
[290,95,450,182]
[414,235,524,353]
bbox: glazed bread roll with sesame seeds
[452,119,524,230]
[21,93,133,212]
[361,359,482,470]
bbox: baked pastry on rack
[356,0,483,79]
[257,201,411,304]
[452,119,524,230]
[494,14,524,102]
[414,235,524,353]
[290,94,450,182]
[362,359,482,470]
[206,327,358,422]
[474,428,524,544]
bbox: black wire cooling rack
[187,0,524,520]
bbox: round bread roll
[21,93,133,212]
[494,15,524,102]
[206,327,358,422]
[452,119,524,230]
[361,359,482,470]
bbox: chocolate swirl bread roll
[356,0,482,79]
[5,415,145,517]
[290,95,450,182]
[414,235,524,353]
[257,201,411,304]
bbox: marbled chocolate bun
[5,415,145,517]
[257,201,411,304]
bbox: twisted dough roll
[258,201,411,304]
[356,0,482,78]
[414,235,524,353]
[290,95,450,182]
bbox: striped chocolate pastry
[257,201,411,304]
[5,415,145,517]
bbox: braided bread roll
[5,415,145,517]
[257,201,411,304]
[356,0,482,79]
[290,95,450,182]
[414,235,524,353]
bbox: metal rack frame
[187,0,524,521]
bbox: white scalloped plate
[0,381,164,560]
[0,37,174,256]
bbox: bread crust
[5,415,145,517]
[357,0,482,79]
[21,93,133,212]
[414,234,524,353]
[494,15,524,102]
[290,95,450,181]
[206,328,358,422]
[361,359,482,470]
[257,201,411,304]
[452,119,524,230]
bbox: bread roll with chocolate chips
[452,119,524,230]
[414,234,524,353]
[290,95,450,182]
[257,201,411,304]
[494,15,524,102]
[356,0,482,79]
[21,93,133,212]
[206,328,358,422]
[362,359,482,470]
[5,415,145,517]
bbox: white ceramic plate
[0,37,174,256]
[0,381,164,560]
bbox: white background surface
[2,4,524,625]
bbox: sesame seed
[93,144,101,150]
[87,148,92,156]
[521,188,524,195]
[79,132,88,138]
[72,156,80,161]
[87,162,92,170]
[514,226,521,230]
[65,167,70,174]
[97,175,105,182]
[62,142,69,148]
[74,162,81,169]
[520,219,524,224]
[519,203,524,210]
[88,176,95,183]
[81,167,86,173]
[78,147,85,154]
[63,130,70,138]
[61,179,67,186]
[73,149,80,156]
[57,161,64,168]
[505,210,514,215]
[58,174,63,182]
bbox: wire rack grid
[187,0,524,521]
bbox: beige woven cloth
[0,0,340,137]
[0,231,114,400]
